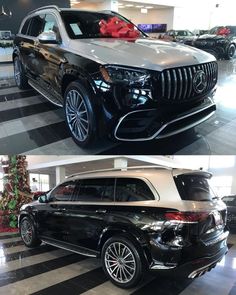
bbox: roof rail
[67,165,171,179]
[27,5,60,15]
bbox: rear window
[174,174,216,201]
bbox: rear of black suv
[18,168,228,289]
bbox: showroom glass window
[49,181,76,201]
[115,178,154,202]
[74,178,115,202]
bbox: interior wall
[119,8,174,30]
[0,0,70,34]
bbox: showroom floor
[0,231,235,295]
[0,59,236,155]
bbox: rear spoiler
[172,169,212,179]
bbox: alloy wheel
[104,242,136,284]
[21,219,33,244]
[65,89,89,142]
[229,46,235,58]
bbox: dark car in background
[159,29,196,44]
[193,26,236,59]
[222,195,236,230]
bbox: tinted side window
[115,178,154,202]
[28,14,45,37]
[75,178,115,202]
[21,18,31,35]
[49,181,76,201]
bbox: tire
[64,81,97,148]
[101,235,144,289]
[225,44,235,60]
[13,56,29,89]
[19,217,41,248]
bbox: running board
[41,237,98,258]
[28,79,63,107]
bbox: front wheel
[226,44,235,60]
[64,81,97,148]
[20,217,41,248]
[101,236,143,289]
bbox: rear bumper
[114,96,216,141]
[149,230,229,278]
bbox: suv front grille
[155,62,218,102]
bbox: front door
[37,180,77,243]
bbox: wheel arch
[18,211,37,229]
[98,226,152,267]
[61,68,98,99]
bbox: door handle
[96,209,107,214]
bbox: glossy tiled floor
[0,231,235,295]
[0,59,236,155]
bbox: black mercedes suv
[14,6,217,147]
[19,167,229,289]
[194,26,236,59]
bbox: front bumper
[114,96,216,141]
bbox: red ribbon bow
[99,17,140,39]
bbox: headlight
[100,66,150,85]
[216,39,226,44]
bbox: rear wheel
[101,235,143,289]
[226,44,235,60]
[64,81,97,148]
[20,217,41,248]
[13,56,29,89]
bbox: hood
[68,37,215,72]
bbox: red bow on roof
[99,16,140,39]
[217,27,230,36]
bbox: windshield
[222,196,236,206]
[174,174,217,201]
[176,30,193,36]
[209,26,223,34]
[60,10,143,39]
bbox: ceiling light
[141,8,148,13]
[136,5,144,8]
[119,5,125,8]
[146,6,153,9]
[125,4,134,7]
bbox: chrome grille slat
[177,68,183,100]
[166,70,171,99]
[182,68,188,99]
[172,69,177,100]
[158,62,217,102]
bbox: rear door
[66,178,115,251]
[18,14,46,78]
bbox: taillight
[165,212,209,223]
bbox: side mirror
[38,194,48,203]
[38,31,58,44]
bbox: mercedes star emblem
[193,70,207,93]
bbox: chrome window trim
[47,176,160,203]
